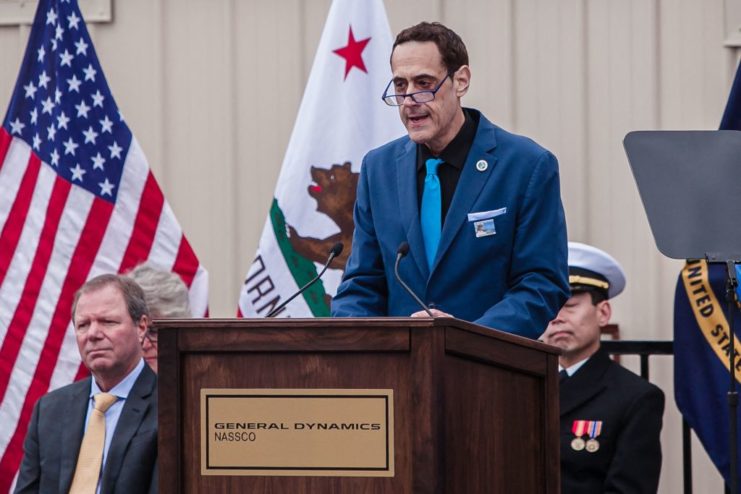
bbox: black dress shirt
[416,108,479,226]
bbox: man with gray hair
[15,274,157,494]
[126,263,192,374]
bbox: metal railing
[599,340,704,494]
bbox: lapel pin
[475,160,488,172]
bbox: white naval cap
[567,242,626,300]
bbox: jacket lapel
[100,365,156,491]
[395,139,428,278]
[59,380,90,493]
[559,349,612,416]
[431,120,498,273]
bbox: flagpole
[725,259,739,494]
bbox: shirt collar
[559,356,590,377]
[417,108,477,171]
[90,358,145,399]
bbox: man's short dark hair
[392,22,469,73]
[572,288,608,306]
[71,274,150,324]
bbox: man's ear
[453,65,471,97]
[137,315,150,339]
[596,300,612,327]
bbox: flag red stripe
[0,154,41,289]
[0,177,71,405]
[118,172,164,273]
[0,198,113,491]
[0,129,11,170]
[172,236,199,288]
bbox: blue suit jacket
[331,110,569,338]
[14,364,158,494]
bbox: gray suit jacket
[14,364,158,494]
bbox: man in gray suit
[14,274,157,493]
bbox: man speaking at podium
[331,22,569,338]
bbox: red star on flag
[333,26,371,80]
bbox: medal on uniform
[571,420,587,451]
[585,421,602,453]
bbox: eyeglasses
[381,72,453,106]
[141,328,158,344]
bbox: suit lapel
[395,139,428,278]
[431,121,498,273]
[560,349,612,416]
[100,365,156,491]
[59,379,90,493]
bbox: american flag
[0,0,208,488]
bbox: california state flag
[238,0,404,317]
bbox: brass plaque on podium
[200,388,394,477]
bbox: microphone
[394,242,433,317]
[266,242,344,318]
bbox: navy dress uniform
[557,243,665,493]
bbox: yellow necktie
[68,392,118,494]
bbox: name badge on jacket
[468,207,507,238]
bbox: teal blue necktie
[421,158,443,269]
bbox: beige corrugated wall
[1,0,739,490]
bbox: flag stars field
[2,4,130,200]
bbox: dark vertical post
[640,354,650,380]
[682,418,692,494]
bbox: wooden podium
[157,317,560,493]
